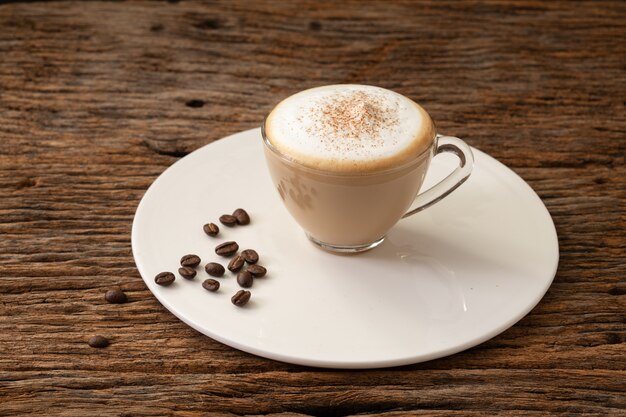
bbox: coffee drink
[265,84,434,172]
[262,84,473,252]
[263,85,437,248]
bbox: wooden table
[1,1,624,415]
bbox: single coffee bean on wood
[237,270,253,288]
[178,266,196,279]
[246,264,266,278]
[232,208,250,225]
[241,249,259,264]
[155,271,175,286]
[205,262,225,277]
[104,288,127,304]
[202,279,220,292]
[219,214,237,227]
[228,255,245,272]
[231,290,251,306]
[215,241,239,256]
[180,254,201,267]
[88,335,109,348]
[203,222,219,236]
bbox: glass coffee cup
[262,85,473,253]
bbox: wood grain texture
[0,0,625,415]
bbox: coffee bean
[88,335,109,348]
[246,264,266,278]
[203,222,219,237]
[180,254,201,267]
[104,288,127,304]
[215,241,239,256]
[205,262,225,277]
[228,255,245,273]
[219,214,237,227]
[178,266,196,279]
[232,208,250,225]
[231,289,251,306]
[241,249,259,264]
[202,278,220,292]
[237,270,253,288]
[155,271,175,286]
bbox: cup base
[306,234,386,254]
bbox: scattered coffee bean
[205,262,225,277]
[232,208,250,225]
[203,222,219,237]
[241,249,259,264]
[215,241,239,256]
[155,271,175,286]
[104,288,127,304]
[178,266,196,279]
[219,214,237,227]
[231,290,251,306]
[88,335,109,348]
[237,270,253,288]
[246,264,266,278]
[228,255,245,273]
[202,278,220,292]
[180,254,201,267]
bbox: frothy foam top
[264,85,434,172]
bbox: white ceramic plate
[132,128,559,369]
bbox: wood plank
[0,0,624,415]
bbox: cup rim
[261,112,438,177]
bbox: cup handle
[402,134,474,218]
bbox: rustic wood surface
[0,0,625,415]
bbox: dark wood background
[1,1,624,415]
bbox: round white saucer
[132,128,559,369]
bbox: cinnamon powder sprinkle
[306,90,400,153]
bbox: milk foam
[265,85,434,172]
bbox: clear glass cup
[262,92,474,254]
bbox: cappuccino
[262,84,472,252]
[265,85,434,172]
